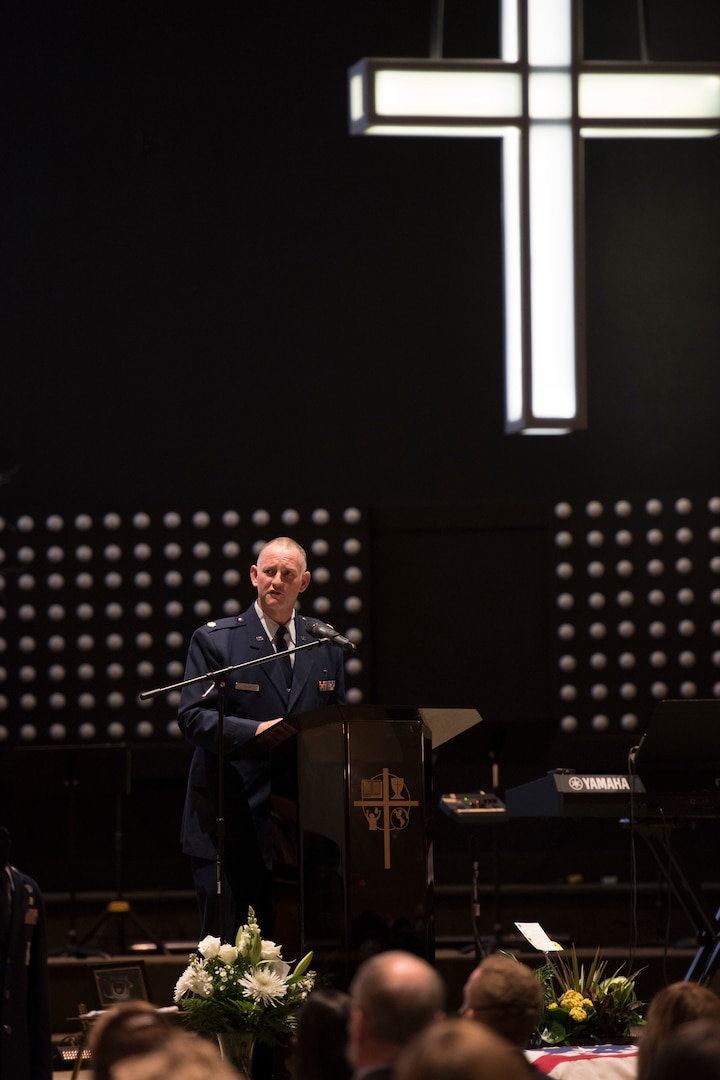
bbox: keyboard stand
[632,822,720,984]
[439,791,508,959]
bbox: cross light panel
[348,0,720,433]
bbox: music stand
[7,744,165,955]
[75,746,168,955]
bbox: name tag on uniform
[235,682,260,692]
[318,680,336,691]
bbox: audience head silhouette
[109,1028,241,1080]
[292,986,353,1080]
[87,1000,176,1080]
[637,980,720,1080]
[460,953,544,1048]
[645,1017,720,1080]
[348,950,446,1077]
[394,1016,531,1080]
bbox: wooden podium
[256,704,481,986]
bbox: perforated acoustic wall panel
[552,494,720,734]
[0,505,369,746]
[4,494,720,749]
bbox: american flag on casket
[525,1044,638,1079]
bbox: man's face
[250,543,310,624]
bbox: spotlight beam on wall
[348,0,720,434]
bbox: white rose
[198,935,222,959]
[260,939,283,961]
[218,943,239,964]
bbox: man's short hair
[350,950,446,1046]
[256,536,308,571]
[462,954,543,1047]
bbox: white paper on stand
[514,921,564,952]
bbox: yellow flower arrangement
[526,948,646,1047]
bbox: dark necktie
[274,626,293,690]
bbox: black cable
[660,813,673,988]
[430,0,445,59]
[627,744,640,968]
[637,0,650,61]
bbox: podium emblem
[354,767,419,870]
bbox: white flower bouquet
[174,907,315,1044]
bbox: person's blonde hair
[110,1029,240,1080]
[87,1001,175,1080]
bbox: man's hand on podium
[256,718,283,736]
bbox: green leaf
[539,1017,570,1046]
[288,951,314,983]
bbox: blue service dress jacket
[177,605,346,870]
[0,866,53,1080]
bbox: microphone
[306,622,357,653]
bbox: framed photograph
[91,961,150,1008]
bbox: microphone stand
[139,639,326,942]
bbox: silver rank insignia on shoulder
[206,620,216,628]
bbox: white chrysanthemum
[174,963,212,1001]
[198,935,222,959]
[217,943,239,964]
[268,960,290,981]
[260,939,283,962]
[239,967,289,1006]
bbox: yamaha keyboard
[504,769,720,820]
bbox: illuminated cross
[348,0,720,433]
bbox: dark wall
[369,503,552,720]
[1,1,719,512]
